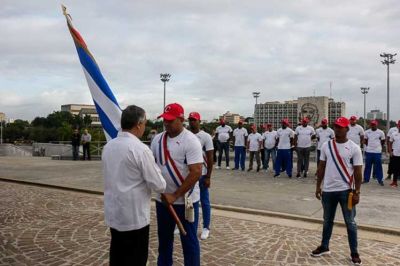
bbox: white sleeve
[316,129,320,138]
[330,129,335,138]
[186,136,204,165]
[320,143,327,161]
[290,129,295,138]
[359,126,365,136]
[380,131,386,140]
[364,131,369,140]
[244,129,248,136]
[204,134,214,151]
[352,145,363,166]
[295,127,299,135]
[228,126,233,133]
[311,127,316,135]
[140,149,166,193]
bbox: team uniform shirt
[390,132,400,156]
[247,133,262,151]
[316,127,335,150]
[195,130,214,175]
[262,130,278,149]
[347,124,364,146]
[151,128,203,204]
[233,127,248,147]
[364,129,385,153]
[102,132,166,231]
[276,128,295,149]
[295,125,315,148]
[320,140,363,192]
[216,125,233,143]
[387,127,399,138]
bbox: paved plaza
[1,182,400,266]
[1,157,400,229]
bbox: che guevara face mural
[299,103,319,125]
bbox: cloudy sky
[1,0,399,122]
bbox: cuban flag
[62,5,121,141]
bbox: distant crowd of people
[213,115,400,188]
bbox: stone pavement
[1,156,400,230]
[1,182,400,266]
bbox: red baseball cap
[251,124,257,129]
[397,120,400,125]
[321,118,328,125]
[238,120,243,125]
[158,103,184,120]
[188,112,201,121]
[282,118,289,125]
[370,120,378,126]
[334,117,350,128]
[302,117,309,123]
[266,123,272,128]
[350,115,357,121]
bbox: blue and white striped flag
[62,5,121,141]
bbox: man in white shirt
[295,118,316,178]
[151,103,203,266]
[215,120,233,169]
[347,116,365,148]
[312,117,363,265]
[81,129,92,160]
[386,121,400,180]
[262,124,277,172]
[388,125,400,188]
[316,118,335,168]
[232,121,248,171]
[363,120,386,186]
[188,111,214,240]
[274,119,295,178]
[247,124,262,172]
[102,105,166,266]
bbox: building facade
[219,111,244,124]
[254,96,346,129]
[367,109,386,120]
[61,104,101,126]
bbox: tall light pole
[361,87,369,130]
[252,92,260,127]
[160,73,171,112]
[380,53,396,134]
[0,120,3,145]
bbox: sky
[0,0,399,122]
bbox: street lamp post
[252,92,260,127]
[360,87,369,130]
[160,73,171,112]
[0,120,3,145]
[380,53,396,134]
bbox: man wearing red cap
[232,121,248,171]
[386,120,400,181]
[363,120,385,186]
[247,124,262,172]
[274,119,295,178]
[151,103,203,266]
[347,116,365,148]
[188,112,214,240]
[294,117,316,178]
[388,123,400,187]
[215,119,233,170]
[316,118,335,170]
[262,123,277,173]
[312,117,363,265]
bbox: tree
[83,115,92,128]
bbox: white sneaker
[200,228,210,240]
[215,166,221,169]
[226,166,230,170]
[174,227,179,235]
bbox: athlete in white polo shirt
[262,124,277,172]
[347,116,364,147]
[232,121,248,171]
[188,111,214,240]
[389,127,400,187]
[386,121,400,180]
[215,120,233,169]
[294,118,316,178]
[363,120,385,185]
[151,103,203,266]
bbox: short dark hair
[121,105,146,130]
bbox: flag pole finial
[61,4,67,16]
